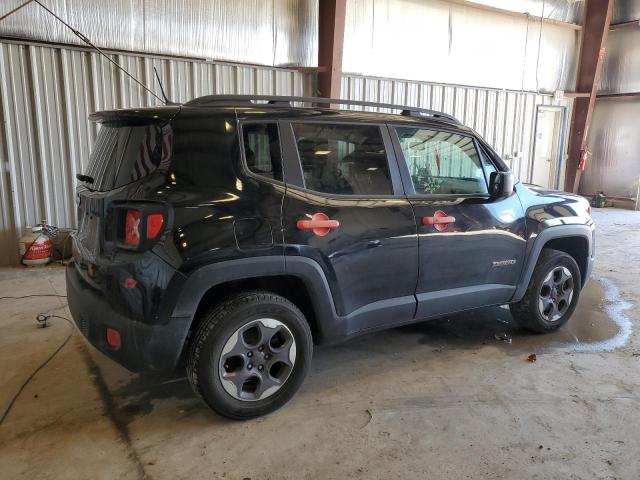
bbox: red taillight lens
[106,327,121,349]
[125,210,141,246]
[147,213,164,239]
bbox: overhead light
[314,150,331,155]
[367,167,378,171]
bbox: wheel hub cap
[218,318,296,401]
[538,266,574,322]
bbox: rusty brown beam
[317,0,346,99]
[564,0,614,193]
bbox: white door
[531,107,563,189]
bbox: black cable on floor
[0,312,74,426]
[0,294,67,300]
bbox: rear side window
[242,123,282,181]
[291,123,392,195]
[395,127,488,195]
[84,124,171,191]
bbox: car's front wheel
[510,248,581,333]
[186,290,312,419]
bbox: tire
[509,248,581,333]
[186,290,312,419]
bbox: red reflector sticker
[106,327,121,349]
[147,213,164,239]
[124,278,137,289]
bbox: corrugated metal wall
[0,38,573,265]
[341,74,571,184]
[0,40,308,265]
[0,0,319,68]
[582,2,640,206]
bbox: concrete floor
[1,208,639,480]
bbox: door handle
[422,210,455,231]
[297,212,340,237]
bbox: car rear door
[279,119,418,337]
[389,123,527,320]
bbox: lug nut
[258,365,264,371]
[258,345,264,352]
[264,354,271,360]
[247,351,253,357]
[247,363,253,370]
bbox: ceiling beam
[317,0,346,99]
[564,0,614,193]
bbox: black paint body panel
[66,103,595,371]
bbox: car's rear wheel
[186,290,312,419]
[509,249,581,333]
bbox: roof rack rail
[184,95,460,124]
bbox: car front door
[390,124,527,320]
[280,120,418,338]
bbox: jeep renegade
[66,95,595,419]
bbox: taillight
[119,207,166,250]
[147,213,164,239]
[125,210,142,246]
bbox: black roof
[89,95,470,132]
[185,95,460,124]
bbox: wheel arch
[542,236,589,285]
[171,257,339,364]
[512,224,593,302]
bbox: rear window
[83,124,171,191]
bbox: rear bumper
[66,261,190,372]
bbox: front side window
[242,123,282,181]
[395,127,488,195]
[292,123,393,195]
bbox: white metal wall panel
[341,74,572,185]
[0,40,308,265]
[582,99,640,202]
[0,0,319,68]
[343,0,579,92]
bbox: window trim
[389,124,494,199]
[280,119,405,199]
[238,120,287,187]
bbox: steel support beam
[317,0,346,99]
[564,0,614,192]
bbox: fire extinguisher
[578,148,591,171]
[18,222,58,266]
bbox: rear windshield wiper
[76,173,95,184]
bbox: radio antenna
[153,67,172,105]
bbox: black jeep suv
[67,95,594,419]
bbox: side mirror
[489,171,515,198]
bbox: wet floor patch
[399,277,631,354]
[111,373,197,423]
